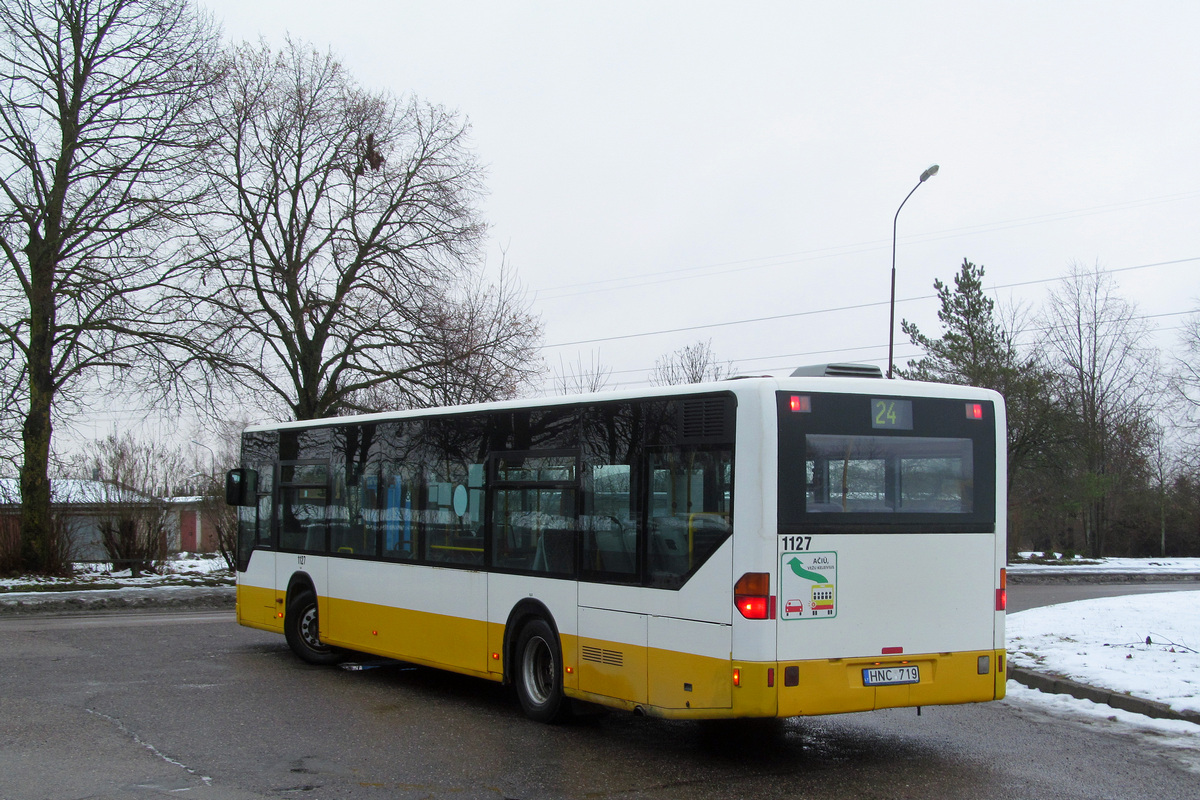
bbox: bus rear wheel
[284,590,341,665]
[514,618,571,723]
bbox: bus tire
[284,590,341,665]
[514,618,571,723]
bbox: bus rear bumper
[733,648,1006,718]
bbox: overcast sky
[195,0,1199,397]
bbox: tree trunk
[20,236,59,573]
[20,300,56,572]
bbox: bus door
[576,444,737,710]
[275,460,330,620]
[576,459,650,706]
[485,451,581,679]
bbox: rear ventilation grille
[582,645,624,667]
[790,363,883,379]
[680,397,731,442]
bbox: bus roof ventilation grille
[790,363,884,379]
[680,397,730,442]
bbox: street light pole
[191,440,216,478]
[887,164,939,379]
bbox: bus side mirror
[226,469,258,506]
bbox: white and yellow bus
[227,365,1007,722]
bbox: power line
[544,296,918,349]
[542,256,1200,350]
[593,350,929,392]
[546,308,1195,390]
[535,191,1200,300]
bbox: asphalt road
[0,584,1196,799]
[1007,580,1198,612]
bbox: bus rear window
[778,392,995,534]
[805,434,973,514]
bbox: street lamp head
[920,164,940,182]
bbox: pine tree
[899,259,1012,386]
[899,260,1067,529]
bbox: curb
[1008,665,1200,726]
[1007,572,1200,585]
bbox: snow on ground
[1005,587,1200,766]
[0,554,233,592]
[1008,554,1200,574]
[1004,555,1200,740]
[1007,590,1200,716]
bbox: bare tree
[181,38,540,421]
[0,342,24,471]
[553,351,612,395]
[1173,307,1200,462]
[190,470,237,570]
[650,339,732,386]
[189,419,247,569]
[1040,262,1163,557]
[399,262,541,407]
[0,0,220,572]
[74,432,191,577]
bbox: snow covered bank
[1007,590,1200,717]
[1008,555,1200,576]
[0,554,233,593]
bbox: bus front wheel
[284,590,341,665]
[514,618,571,723]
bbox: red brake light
[737,596,769,619]
[967,402,984,420]
[996,568,1007,611]
[735,572,772,619]
[789,395,811,413]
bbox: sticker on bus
[780,550,837,620]
[810,583,835,615]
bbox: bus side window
[279,485,327,551]
[423,466,484,567]
[381,464,418,561]
[493,486,576,574]
[581,464,637,579]
[277,463,328,553]
[647,449,733,588]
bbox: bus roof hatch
[790,363,884,379]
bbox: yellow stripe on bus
[322,596,493,678]
[241,584,1002,720]
[237,584,284,632]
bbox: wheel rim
[298,604,327,652]
[521,635,555,705]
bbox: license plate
[863,666,920,686]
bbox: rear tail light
[735,572,773,619]
[996,568,1007,611]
